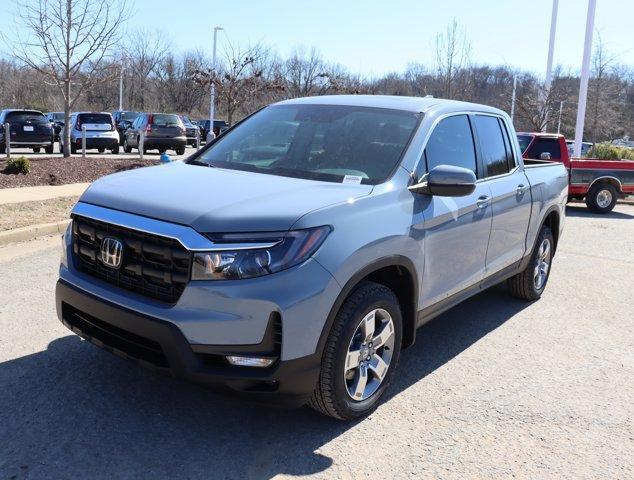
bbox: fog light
[226,356,275,368]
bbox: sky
[2,0,634,78]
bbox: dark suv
[46,112,65,142]
[180,115,200,147]
[197,119,229,142]
[123,113,186,155]
[112,111,140,145]
[0,109,55,154]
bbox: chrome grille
[71,215,191,303]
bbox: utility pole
[542,0,559,131]
[209,26,224,142]
[573,0,597,158]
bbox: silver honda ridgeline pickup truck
[56,96,567,420]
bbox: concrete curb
[0,219,70,246]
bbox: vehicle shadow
[565,204,634,219]
[0,287,530,480]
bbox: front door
[415,114,493,308]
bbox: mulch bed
[0,156,160,188]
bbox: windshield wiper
[187,159,213,167]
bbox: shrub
[588,143,634,161]
[4,156,31,174]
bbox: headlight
[60,221,72,267]
[191,226,331,280]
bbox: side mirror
[409,164,477,197]
[539,152,552,160]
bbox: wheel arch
[316,256,419,358]
[588,176,623,194]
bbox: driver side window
[417,115,477,179]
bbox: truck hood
[79,161,373,232]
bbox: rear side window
[423,115,477,175]
[78,113,112,125]
[527,138,562,160]
[150,114,183,127]
[5,111,47,123]
[474,115,510,177]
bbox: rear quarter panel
[523,163,568,248]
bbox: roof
[273,94,506,116]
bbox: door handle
[476,195,490,209]
[516,184,528,195]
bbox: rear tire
[508,225,554,301]
[0,143,5,154]
[585,182,617,213]
[310,281,402,420]
[175,146,185,155]
[33,147,40,153]
[44,144,54,154]
[70,145,77,154]
[123,138,132,153]
[98,147,105,153]
[111,145,119,154]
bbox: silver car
[56,96,568,419]
[60,112,120,154]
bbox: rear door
[149,114,183,139]
[473,115,531,274]
[416,114,493,308]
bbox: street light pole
[510,75,517,122]
[573,0,597,158]
[542,0,559,131]
[557,101,564,134]
[209,26,224,141]
[118,64,124,111]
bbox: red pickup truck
[518,132,634,213]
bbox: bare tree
[587,33,621,143]
[11,0,127,156]
[192,43,284,125]
[435,19,471,99]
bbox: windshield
[6,111,47,123]
[121,111,140,121]
[517,134,534,154]
[180,116,194,126]
[191,104,420,184]
[50,113,64,121]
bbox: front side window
[192,104,420,184]
[474,115,510,177]
[423,115,477,175]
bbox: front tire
[123,138,132,153]
[44,144,54,154]
[175,146,185,155]
[508,225,554,301]
[310,281,402,420]
[585,182,617,213]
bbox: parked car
[46,111,65,142]
[112,110,140,145]
[60,112,119,154]
[57,96,567,420]
[197,119,229,141]
[0,109,54,154]
[518,132,634,213]
[179,115,200,147]
[123,113,186,155]
[565,140,593,157]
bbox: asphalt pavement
[0,203,632,479]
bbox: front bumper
[56,280,321,405]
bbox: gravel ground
[0,196,78,231]
[0,203,632,479]
[0,157,159,188]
